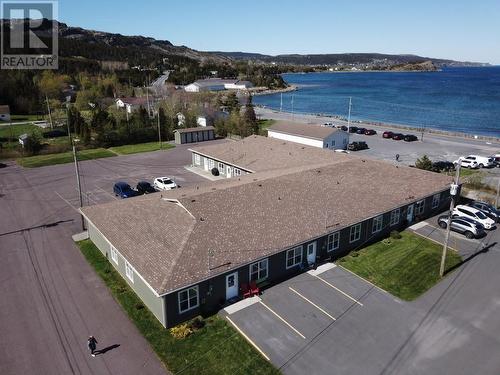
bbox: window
[233,168,241,176]
[372,215,383,233]
[286,246,303,269]
[194,153,201,165]
[432,194,440,209]
[208,159,215,170]
[218,162,224,172]
[125,261,134,283]
[327,232,340,252]
[250,259,268,281]
[178,286,199,313]
[415,200,425,215]
[110,245,118,264]
[350,224,361,243]
[390,209,400,226]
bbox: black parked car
[348,126,358,133]
[431,161,455,173]
[348,141,368,151]
[392,133,404,140]
[356,127,366,134]
[404,134,418,142]
[468,201,500,223]
[340,125,348,131]
[136,181,156,194]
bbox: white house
[224,80,253,90]
[116,97,149,113]
[184,79,253,93]
[267,122,349,150]
[0,105,11,121]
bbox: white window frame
[178,286,199,314]
[194,153,201,165]
[327,232,340,252]
[249,259,268,281]
[125,261,134,283]
[286,246,303,269]
[218,162,224,172]
[110,245,118,264]
[208,159,215,170]
[233,168,241,176]
[416,200,425,215]
[372,215,383,233]
[350,224,361,243]
[390,208,400,226]
[432,194,440,209]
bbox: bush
[170,323,193,339]
[188,317,206,331]
[390,230,402,239]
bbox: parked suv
[468,201,500,222]
[452,205,495,229]
[456,155,494,168]
[437,215,485,239]
[113,182,139,199]
[453,157,479,169]
[136,181,156,194]
[348,141,368,151]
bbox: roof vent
[200,217,205,221]
[278,196,281,200]
[336,181,339,184]
[212,187,216,190]
[191,199,196,203]
[258,184,262,187]
[362,160,366,162]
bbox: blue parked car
[113,181,139,198]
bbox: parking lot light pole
[439,164,461,277]
[72,140,85,231]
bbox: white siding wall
[267,131,324,148]
[323,131,349,149]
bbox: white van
[458,155,494,168]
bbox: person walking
[87,336,98,357]
[395,153,400,162]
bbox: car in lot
[403,134,418,142]
[453,156,479,169]
[334,149,350,153]
[382,131,394,139]
[356,127,366,134]
[489,154,500,167]
[113,181,139,199]
[323,122,334,127]
[136,181,156,194]
[456,155,494,168]
[153,176,178,191]
[431,161,455,173]
[340,125,348,131]
[348,126,359,133]
[392,133,404,141]
[347,141,368,151]
[437,215,485,239]
[452,205,495,230]
[364,129,377,135]
[468,201,500,222]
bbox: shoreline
[255,106,500,144]
[251,85,298,96]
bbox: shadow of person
[95,344,120,356]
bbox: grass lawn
[0,123,38,139]
[10,114,44,122]
[17,148,115,168]
[258,119,276,136]
[77,240,279,375]
[109,142,175,155]
[337,231,462,301]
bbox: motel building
[81,136,453,328]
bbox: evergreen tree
[415,155,433,171]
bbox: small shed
[0,105,11,121]
[174,126,215,145]
[18,133,29,147]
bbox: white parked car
[334,149,350,153]
[453,156,479,169]
[452,205,495,230]
[455,155,494,168]
[153,177,177,191]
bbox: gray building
[82,137,453,328]
[174,126,215,145]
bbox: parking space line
[258,301,306,339]
[411,228,459,251]
[312,274,364,306]
[226,316,270,361]
[336,264,388,294]
[288,287,336,321]
[54,191,80,213]
[96,186,118,200]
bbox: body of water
[253,67,500,137]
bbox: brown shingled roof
[268,121,340,140]
[81,157,452,295]
[189,135,350,172]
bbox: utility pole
[46,95,53,129]
[347,97,352,143]
[439,163,461,277]
[291,93,294,120]
[280,92,283,112]
[72,141,85,231]
[495,178,499,208]
[65,106,72,144]
[157,108,162,149]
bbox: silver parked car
[437,215,485,239]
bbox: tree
[243,96,258,134]
[24,130,43,155]
[415,155,433,171]
[225,92,240,113]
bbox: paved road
[0,143,221,375]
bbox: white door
[307,242,316,265]
[226,166,232,178]
[225,272,238,300]
[407,204,414,223]
[203,157,209,171]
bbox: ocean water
[253,67,500,137]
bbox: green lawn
[258,119,276,136]
[109,142,175,155]
[337,231,462,300]
[77,240,279,375]
[0,123,38,139]
[10,114,44,122]
[17,148,115,168]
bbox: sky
[57,0,500,64]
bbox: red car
[392,133,404,140]
[364,129,377,135]
[382,131,394,139]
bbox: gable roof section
[268,121,340,140]
[82,157,452,296]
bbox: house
[0,105,11,121]
[224,80,253,90]
[184,79,253,93]
[189,135,349,178]
[197,111,229,127]
[267,121,349,149]
[82,136,453,328]
[116,97,149,113]
[174,126,215,145]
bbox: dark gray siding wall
[176,130,214,144]
[85,220,166,327]
[190,151,250,178]
[163,189,451,328]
